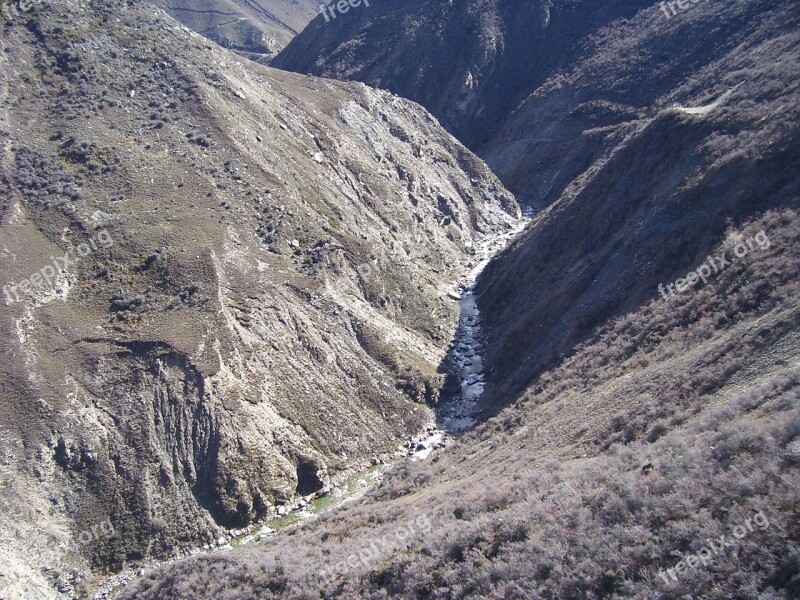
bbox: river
[95,209,531,599]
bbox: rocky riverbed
[440,215,531,433]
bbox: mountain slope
[119,1,800,598]
[482,0,800,208]
[273,0,800,211]
[271,0,648,162]
[477,0,800,411]
[276,0,800,405]
[121,209,800,599]
[145,0,318,61]
[0,0,519,596]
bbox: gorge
[0,0,798,598]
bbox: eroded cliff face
[0,0,519,594]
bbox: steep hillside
[271,0,648,163]
[2,0,798,598]
[477,0,800,411]
[273,0,800,422]
[145,0,318,62]
[273,0,799,212]
[122,209,800,599]
[0,0,519,596]
[483,0,800,208]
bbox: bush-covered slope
[483,0,800,208]
[477,0,800,411]
[122,208,800,599]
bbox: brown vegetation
[122,210,800,598]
